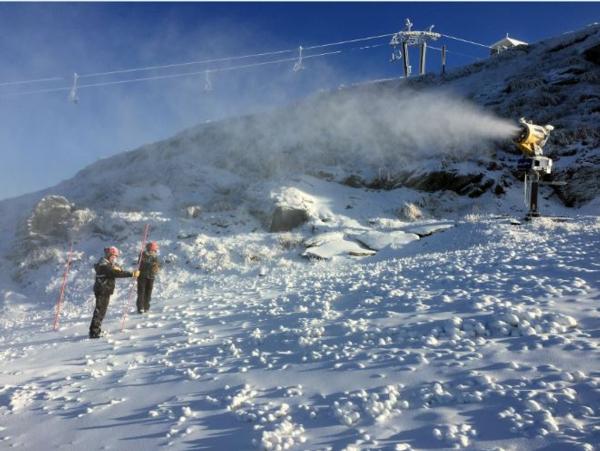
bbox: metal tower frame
[390,18,441,77]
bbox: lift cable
[439,33,491,49]
[0,76,65,87]
[303,32,395,51]
[0,30,491,98]
[428,45,483,61]
[0,49,343,98]
[77,48,296,79]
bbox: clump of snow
[432,423,477,448]
[363,385,405,422]
[228,385,258,413]
[297,319,325,347]
[333,400,361,427]
[257,419,307,450]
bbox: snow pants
[136,277,154,313]
[89,292,111,338]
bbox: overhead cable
[0,30,489,89]
[304,32,395,50]
[78,48,296,79]
[0,76,64,87]
[0,31,396,87]
[440,33,491,49]
[429,45,483,61]
[0,50,343,98]
[0,29,491,97]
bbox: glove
[132,270,140,278]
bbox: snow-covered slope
[1,215,599,450]
[0,24,599,451]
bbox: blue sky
[1,2,599,200]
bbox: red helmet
[146,241,159,252]
[104,246,120,257]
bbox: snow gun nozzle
[513,117,554,157]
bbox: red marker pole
[53,243,74,331]
[120,224,150,331]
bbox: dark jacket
[93,257,133,295]
[139,250,160,279]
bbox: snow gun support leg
[524,170,541,220]
[513,118,566,220]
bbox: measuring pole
[53,243,74,331]
[120,224,150,331]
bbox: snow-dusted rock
[405,222,454,237]
[302,237,376,259]
[270,206,310,232]
[347,230,419,251]
[397,202,427,222]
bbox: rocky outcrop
[26,195,95,244]
[9,196,95,276]
[28,196,70,240]
[554,157,600,207]
[270,206,310,232]
[183,205,202,219]
[397,202,427,222]
[397,171,495,198]
[583,43,600,65]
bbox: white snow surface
[0,24,599,451]
[1,190,599,450]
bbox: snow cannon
[512,118,563,220]
[513,117,554,157]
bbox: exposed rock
[405,223,454,237]
[548,29,594,53]
[555,161,600,206]
[184,205,202,218]
[468,179,495,198]
[342,174,365,188]
[503,77,546,94]
[25,195,95,244]
[366,175,398,190]
[270,206,309,232]
[9,195,95,280]
[28,195,73,241]
[398,171,494,198]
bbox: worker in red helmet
[136,241,161,314]
[89,246,139,338]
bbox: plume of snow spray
[194,87,520,177]
[296,88,518,158]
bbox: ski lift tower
[390,18,441,77]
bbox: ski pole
[53,242,73,331]
[120,224,150,331]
